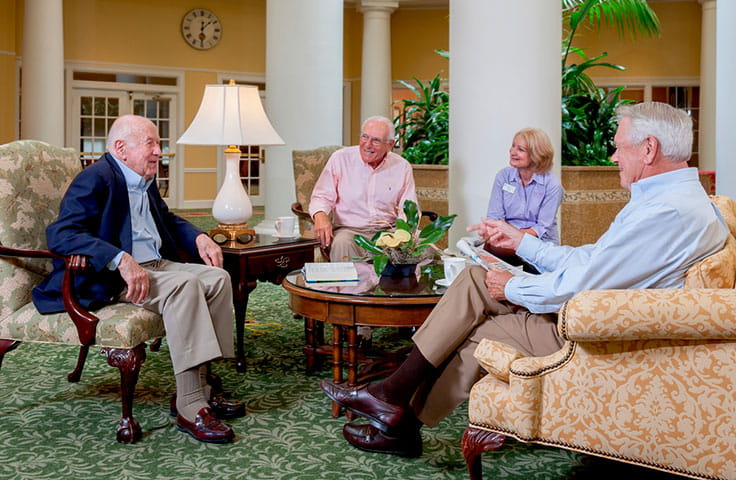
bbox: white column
[698,0,716,171]
[359,0,398,122]
[20,0,64,146]
[716,0,736,197]
[449,0,561,247]
[262,0,343,230]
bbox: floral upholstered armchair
[463,195,736,480]
[0,140,165,443]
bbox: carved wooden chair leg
[67,345,90,382]
[462,426,506,480]
[103,344,146,444]
[149,338,163,352]
[0,339,20,370]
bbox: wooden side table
[221,235,320,372]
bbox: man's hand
[196,233,223,268]
[313,211,333,248]
[118,253,149,304]
[485,266,513,301]
[468,219,525,252]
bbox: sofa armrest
[0,246,99,345]
[559,288,736,342]
[473,339,525,382]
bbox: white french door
[71,89,177,204]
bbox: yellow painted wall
[392,8,449,81]
[570,1,701,80]
[0,0,18,144]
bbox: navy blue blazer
[32,153,203,313]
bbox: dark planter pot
[381,263,417,278]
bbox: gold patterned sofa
[463,195,736,480]
[0,140,165,443]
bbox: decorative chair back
[291,145,342,237]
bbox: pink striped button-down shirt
[309,146,418,230]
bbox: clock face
[181,9,222,50]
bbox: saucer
[435,278,452,287]
[273,233,297,239]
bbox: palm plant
[393,73,449,165]
[561,0,660,165]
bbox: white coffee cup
[275,216,296,237]
[443,257,466,284]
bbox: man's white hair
[361,115,395,142]
[616,102,693,163]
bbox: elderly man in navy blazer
[33,114,242,443]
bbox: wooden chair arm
[421,210,438,221]
[291,201,313,222]
[0,245,100,346]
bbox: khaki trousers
[329,226,381,262]
[120,259,234,375]
[411,266,563,427]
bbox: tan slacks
[411,266,564,427]
[329,226,382,262]
[120,259,234,375]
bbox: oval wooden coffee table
[282,262,446,417]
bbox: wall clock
[181,8,222,50]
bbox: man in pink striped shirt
[309,116,418,262]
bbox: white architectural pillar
[716,0,736,197]
[20,0,64,146]
[359,0,398,122]
[449,0,561,246]
[262,0,343,229]
[698,0,716,171]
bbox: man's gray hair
[616,102,693,163]
[361,115,395,142]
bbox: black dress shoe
[343,423,422,458]
[170,394,246,420]
[320,380,407,434]
[176,407,234,444]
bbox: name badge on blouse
[502,183,516,194]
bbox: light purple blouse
[486,167,564,244]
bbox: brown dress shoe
[176,407,234,443]
[343,423,422,458]
[320,380,407,434]
[170,394,246,420]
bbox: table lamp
[177,82,284,246]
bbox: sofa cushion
[684,233,736,288]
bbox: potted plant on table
[353,200,456,277]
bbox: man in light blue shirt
[320,102,729,458]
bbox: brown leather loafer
[170,394,246,420]
[343,423,422,458]
[176,407,234,443]
[320,380,407,434]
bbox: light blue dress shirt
[506,168,728,314]
[108,156,162,269]
[486,167,564,244]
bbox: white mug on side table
[275,216,296,238]
[440,257,466,286]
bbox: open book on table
[302,262,359,284]
[455,237,533,276]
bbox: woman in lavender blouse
[485,128,564,270]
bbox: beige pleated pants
[411,266,564,427]
[120,259,234,375]
[329,226,382,262]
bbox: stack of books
[302,262,359,286]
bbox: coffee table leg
[331,324,342,418]
[346,326,357,385]
[304,317,318,374]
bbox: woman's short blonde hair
[514,128,554,174]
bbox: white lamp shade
[177,84,284,146]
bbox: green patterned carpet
[0,212,684,479]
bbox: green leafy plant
[561,0,660,165]
[393,73,449,165]
[354,200,456,276]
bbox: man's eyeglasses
[360,133,389,146]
